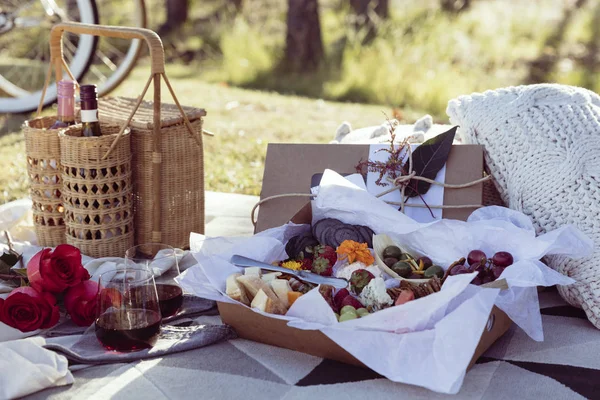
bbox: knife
[230,255,349,289]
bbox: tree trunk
[349,0,389,43]
[283,0,324,72]
[158,0,189,36]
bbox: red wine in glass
[96,309,161,352]
[156,284,183,318]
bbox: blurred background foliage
[145,0,600,119]
[1,0,600,201]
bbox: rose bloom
[0,287,59,332]
[64,280,101,327]
[27,244,89,294]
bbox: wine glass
[96,267,162,352]
[125,243,183,318]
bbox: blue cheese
[359,277,393,309]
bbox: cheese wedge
[226,273,250,305]
[261,272,282,283]
[236,275,287,314]
[270,279,291,308]
[244,267,261,277]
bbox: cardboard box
[255,143,484,233]
[219,199,512,372]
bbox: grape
[491,265,505,279]
[492,251,513,267]
[467,250,487,267]
[449,265,469,275]
[417,256,433,269]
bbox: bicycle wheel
[0,0,148,114]
[0,0,98,113]
[80,0,147,96]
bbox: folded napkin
[45,321,236,365]
[45,295,217,337]
[0,336,74,399]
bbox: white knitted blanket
[447,84,600,328]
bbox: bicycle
[0,0,155,114]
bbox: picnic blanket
[23,288,597,400]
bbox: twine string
[250,143,492,226]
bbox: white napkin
[0,336,73,399]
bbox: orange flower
[336,240,375,265]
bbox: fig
[417,256,433,269]
[382,245,403,260]
[350,269,375,295]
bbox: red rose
[0,287,59,332]
[27,244,89,294]
[64,280,101,327]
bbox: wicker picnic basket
[98,97,206,248]
[23,117,66,247]
[59,123,134,258]
[32,22,207,251]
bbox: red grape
[472,276,483,285]
[449,265,469,275]
[491,265,504,279]
[467,250,487,267]
[492,251,513,268]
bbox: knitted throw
[447,84,600,328]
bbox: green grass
[0,65,421,203]
[2,0,600,202]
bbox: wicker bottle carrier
[23,117,67,247]
[60,123,133,257]
[36,22,208,251]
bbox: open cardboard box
[255,143,485,232]
[219,142,511,373]
[219,205,512,371]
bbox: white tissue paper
[179,169,592,394]
[0,336,74,399]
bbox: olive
[424,265,444,279]
[382,245,403,260]
[417,256,433,269]
[384,257,399,267]
[391,261,412,278]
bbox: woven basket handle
[38,22,203,159]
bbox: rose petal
[38,257,68,293]
[26,248,51,293]
[64,280,100,312]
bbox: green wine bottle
[80,84,102,137]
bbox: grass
[2,0,600,202]
[0,64,422,203]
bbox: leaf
[0,260,11,275]
[403,126,457,198]
[12,268,28,278]
[0,251,20,268]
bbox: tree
[349,0,389,44]
[440,0,471,13]
[283,0,324,72]
[158,0,189,36]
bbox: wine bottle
[49,80,76,130]
[80,84,102,137]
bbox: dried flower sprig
[355,121,411,187]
